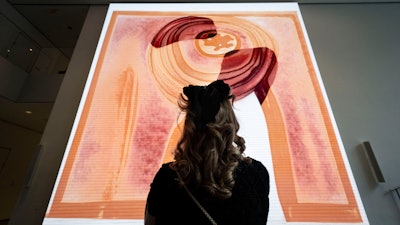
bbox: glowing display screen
[43,3,368,225]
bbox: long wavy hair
[173,82,249,199]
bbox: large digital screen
[43,3,369,225]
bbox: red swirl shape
[219,48,277,103]
[151,16,217,48]
[151,16,277,104]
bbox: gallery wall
[0,121,41,221]
[8,6,109,225]
[9,3,400,225]
[300,3,400,225]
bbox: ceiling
[1,0,399,134]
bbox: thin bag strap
[176,171,218,225]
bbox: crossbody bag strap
[176,171,218,225]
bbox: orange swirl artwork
[43,3,369,225]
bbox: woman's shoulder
[234,158,269,195]
[161,161,174,170]
[158,162,176,175]
[239,157,268,173]
[251,158,268,171]
[236,158,269,183]
[151,162,176,185]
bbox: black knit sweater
[146,158,269,225]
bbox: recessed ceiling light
[25,110,32,114]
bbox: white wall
[9,3,400,225]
